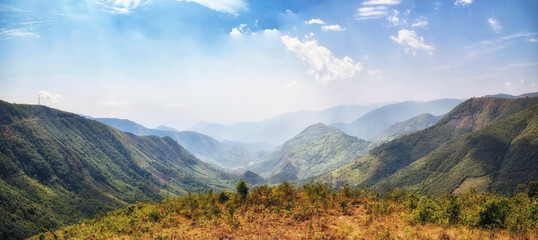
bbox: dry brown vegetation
[33,181,538,240]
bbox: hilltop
[249,123,369,182]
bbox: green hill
[0,101,235,239]
[322,97,538,194]
[376,102,538,195]
[250,123,370,182]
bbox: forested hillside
[0,101,235,239]
[322,97,538,194]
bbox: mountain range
[332,99,463,140]
[0,101,237,239]
[189,104,378,146]
[2,93,537,239]
[320,96,538,195]
[88,118,265,169]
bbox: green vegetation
[91,118,265,169]
[0,101,236,239]
[31,181,538,240]
[251,123,370,182]
[322,97,538,195]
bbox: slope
[332,99,462,140]
[376,102,538,195]
[0,101,234,239]
[91,118,263,169]
[322,97,538,193]
[249,123,370,183]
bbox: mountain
[370,113,443,142]
[190,104,378,146]
[332,99,463,140]
[321,96,538,195]
[249,123,370,183]
[376,102,538,195]
[484,92,538,98]
[89,118,264,169]
[0,101,235,239]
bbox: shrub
[478,198,511,229]
[412,196,439,224]
[218,191,230,204]
[236,180,249,202]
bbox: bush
[236,180,249,202]
[478,198,512,229]
[412,196,439,224]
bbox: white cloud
[357,6,388,18]
[305,19,325,25]
[39,91,63,103]
[177,0,247,14]
[280,35,363,83]
[411,20,428,28]
[356,0,401,20]
[362,0,401,5]
[488,18,501,33]
[94,0,145,14]
[529,38,538,42]
[504,82,513,89]
[386,10,401,26]
[0,28,40,39]
[230,23,247,36]
[321,24,345,32]
[454,0,472,7]
[390,29,434,55]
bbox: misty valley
[1,93,538,239]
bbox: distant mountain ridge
[189,104,378,146]
[320,96,538,195]
[370,113,443,142]
[0,101,236,239]
[88,117,264,169]
[332,99,463,140]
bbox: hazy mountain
[370,113,443,142]
[155,125,179,132]
[321,96,538,195]
[0,101,235,239]
[332,99,463,140]
[190,104,378,146]
[249,123,370,182]
[89,118,264,169]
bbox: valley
[1,93,537,239]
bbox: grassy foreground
[32,181,538,240]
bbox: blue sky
[1,0,537,129]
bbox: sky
[1,0,537,129]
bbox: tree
[236,180,249,202]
